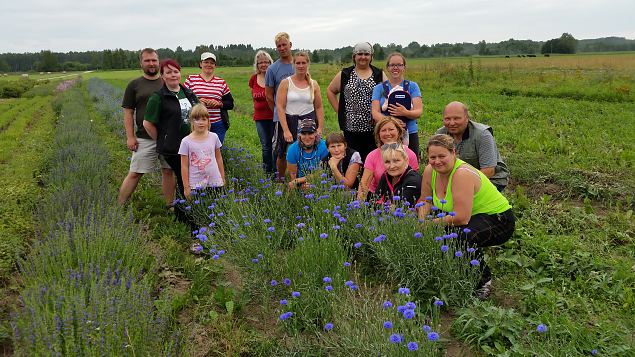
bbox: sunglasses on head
[381,142,404,151]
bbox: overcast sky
[2,0,633,53]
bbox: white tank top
[285,77,315,116]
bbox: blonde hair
[253,50,273,74]
[293,51,314,101]
[374,116,406,147]
[274,32,290,43]
[426,134,455,152]
[189,103,210,131]
[381,143,408,164]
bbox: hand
[283,130,293,143]
[317,127,323,138]
[328,156,342,169]
[126,137,138,151]
[388,103,409,118]
[208,99,222,108]
[184,187,191,200]
[288,180,296,190]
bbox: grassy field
[1,52,634,355]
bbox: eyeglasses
[387,63,405,68]
[257,61,271,65]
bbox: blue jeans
[210,121,227,143]
[255,120,275,174]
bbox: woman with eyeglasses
[357,116,419,201]
[327,42,386,161]
[374,143,422,206]
[249,50,275,174]
[418,134,515,299]
[371,52,423,158]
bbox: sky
[2,0,634,53]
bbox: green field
[1,53,633,356]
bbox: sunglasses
[381,142,405,151]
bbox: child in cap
[286,119,329,190]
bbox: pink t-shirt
[178,133,223,189]
[364,147,419,193]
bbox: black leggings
[454,209,516,283]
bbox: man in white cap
[118,48,176,205]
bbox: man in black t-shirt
[117,48,176,205]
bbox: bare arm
[215,148,225,184]
[313,81,325,135]
[180,154,191,199]
[326,72,341,113]
[342,163,361,189]
[123,108,138,151]
[265,86,275,112]
[480,167,495,178]
[371,99,384,124]
[287,163,306,189]
[356,168,374,201]
[418,165,434,219]
[276,80,293,142]
[143,120,157,140]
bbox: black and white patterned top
[343,70,379,132]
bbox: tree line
[1,34,633,73]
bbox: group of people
[117,33,515,298]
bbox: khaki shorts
[129,137,171,173]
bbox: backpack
[382,80,411,121]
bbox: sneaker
[475,279,492,300]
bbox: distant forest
[1,34,634,73]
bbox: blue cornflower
[437,212,446,218]
[218,250,225,255]
[212,254,220,260]
[422,325,432,332]
[407,342,419,351]
[303,205,309,210]
[344,280,354,287]
[267,226,275,232]
[320,233,328,239]
[270,280,278,286]
[251,258,259,263]
[434,299,444,307]
[449,232,458,238]
[414,232,422,239]
[463,228,471,234]
[397,305,406,313]
[296,223,306,229]
[431,205,439,211]
[455,251,463,258]
[279,312,293,320]
[349,284,358,291]
[470,259,480,266]
[448,211,456,216]
[325,285,333,291]
[283,278,291,286]
[415,202,424,208]
[467,247,476,253]
[383,321,393,329]
[389,334,402,344]
[343,261,351,267]
[292,291,300,298]
[323,277,332,283]
[537,324,548,333]
[355,223,362,228]
[383,301,393,309]
[392,195,401,201]
[427,332,439,341]
[339,217,347,223]
[263,218,272,223]
[441,245,449,252]
[405,302,416,310]
[324,322,334,331]
[305,194,314,199]
[398,287,411,295]
[280,299,288,305]
[434,236,443,241]
[425,196,433,201]
[591,349,598,356]
[353,242,362,248]
[323,209,330,214]
[332,225,341,230]
[440,199,447,204]
[275,191,282,196]
[257,253,264,259]
[403,309,415,319]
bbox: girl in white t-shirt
[178,104,225,199]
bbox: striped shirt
[184,74,230,123]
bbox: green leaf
[536,277,553,284]
[225,300,234,315]
[478,326,497,342]
[208,310,218,321]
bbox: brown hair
[139,48,157,61]
[385,52,406,68]
[325,132,346,146]
[189,103,210,131]
[426,134,455,152]
[374,116,406,147]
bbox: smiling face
[386,54,405,81]
[140,51,159,76]
[200,58,216,75]
[353,51,372,67]
[256,55,271,74]
[161,64,181,90]
[299,131,317,146]
[383,150,408,177]
[379,122,400,144]
[443,102,469,136]
[427,145,456,174]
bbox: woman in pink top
[357,116,419,201]
[249,50,275,174]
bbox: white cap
[200,52,216,61]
